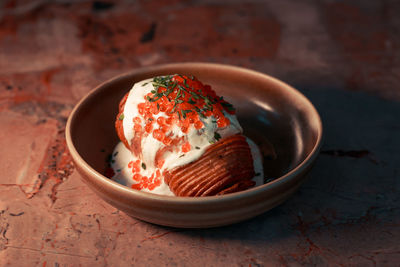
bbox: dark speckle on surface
[140,22,157,43]
[92,1,115,12]
[321,149,370,158]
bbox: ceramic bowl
[66,62,322,228]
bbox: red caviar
[128,158,162,191]
[152,129,165,141]
[182,142,191,153]
[138,75,236,150]
[133,116,141,124]
[194,120,203,129]
[144,123,153,133]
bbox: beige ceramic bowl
[66,62,322,228]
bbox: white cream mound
[110,77,264,196]
[122,78,243,171]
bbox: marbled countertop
[1,0,399,266]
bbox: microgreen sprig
[146,75,232,121]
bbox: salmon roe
[135,74,236,153]
[182,142,191,153]
[128,160,162,191]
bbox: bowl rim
[66,62,323,204]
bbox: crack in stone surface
[35,131,74,203]
[141,230,185,243]
[0,209,10,251]
[5,245,93,258]
[321,149,379,164]
[4,100,75,201]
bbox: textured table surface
[1,0,399,266]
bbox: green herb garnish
[221,102,235,112]
[214,132,221,141]
[145,75,235,122]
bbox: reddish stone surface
[0,0,399,266]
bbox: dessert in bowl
[66,63,322,228]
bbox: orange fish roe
[129,160,140,173]
[128,159,162,191]
[182,142,191,153]
[144,123,153,133]
[152,129,165,141]
[138,74,235,150]
[133,173,142,182]
[133,116,141,124]
[162,136,172,146]
[194,120,203,129]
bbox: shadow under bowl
[66,62,323,228]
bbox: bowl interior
[69,64,321,188]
